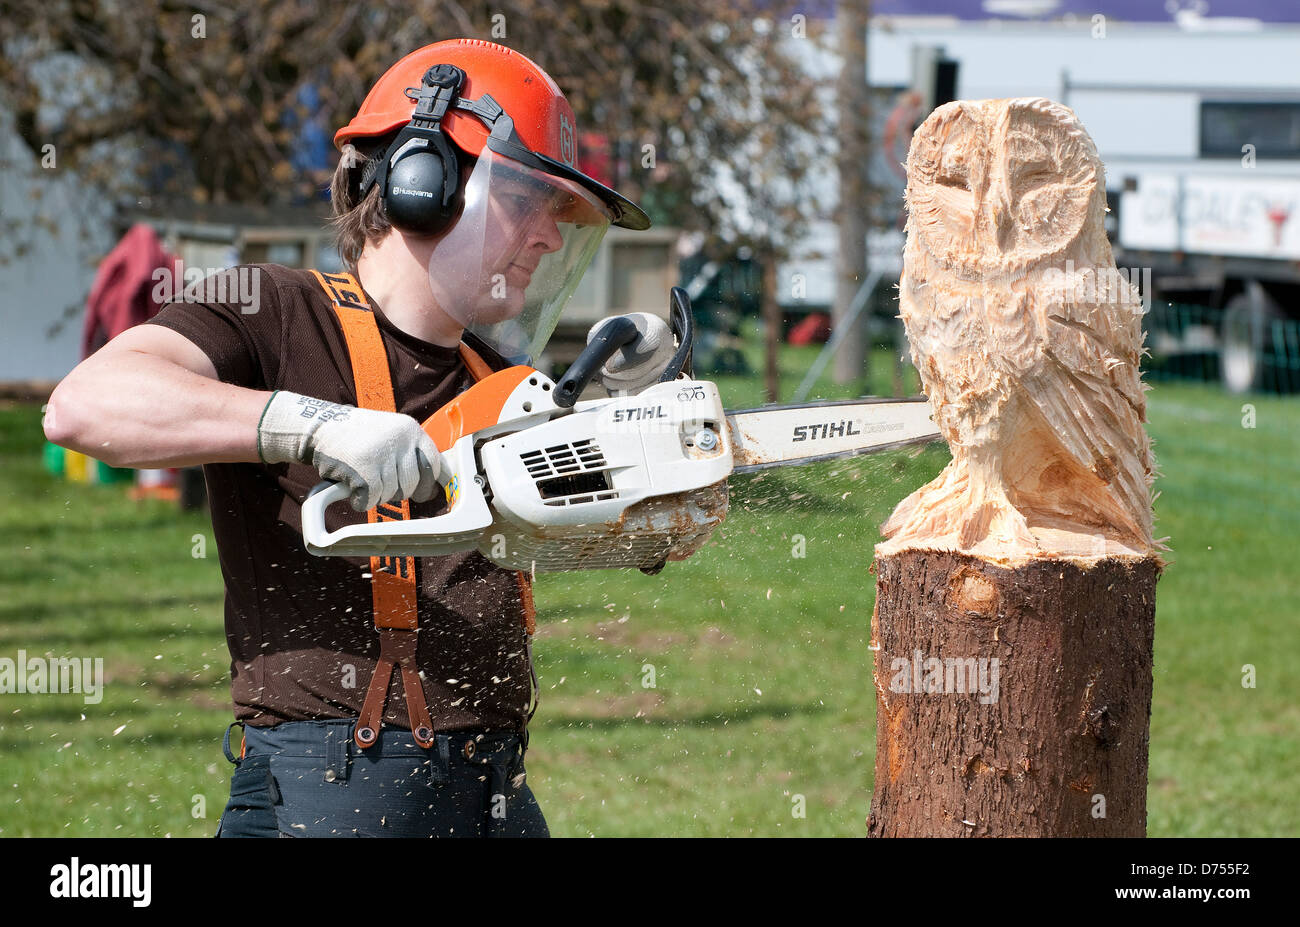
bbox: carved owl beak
[990,188,1016,249]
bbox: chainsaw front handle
[657,286,694,382]
[302,438,494,558]
[554,315,639,408]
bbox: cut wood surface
[869,98,1165,837]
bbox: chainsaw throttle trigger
[554,315,639,408]
[301,430,495,557]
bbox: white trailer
[858,17,1300,392]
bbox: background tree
[1,0,834,280]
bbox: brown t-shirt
[146,263,533,731]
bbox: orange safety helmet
[336,38,649,231]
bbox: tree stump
[867,98,1166,837]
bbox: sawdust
[534,618,743,655]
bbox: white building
[779,13,1300,314]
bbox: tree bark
[762,250,781,404]
[834,0,870,386]
[867,550,1161,837]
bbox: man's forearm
[44,349,270,469]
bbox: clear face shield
[426,147,612,362]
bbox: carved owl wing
[998,100,1153,544]
[900,102,1007,446]
[1023,266,1154,545]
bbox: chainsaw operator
[43,39,664,837]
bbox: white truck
[856,16,1300,394]
[1117,173,1300,392]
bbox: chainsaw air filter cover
[477,379,732,571]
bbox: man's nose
[527,209,564,254]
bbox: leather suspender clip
[355,627,435,748]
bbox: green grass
[1,336,1296,836]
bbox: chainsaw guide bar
[724,396,939,473]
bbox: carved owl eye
[995,102,1098,260]
[937,149,971,190]
[906,104,988,267]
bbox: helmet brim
[485,135,651,231]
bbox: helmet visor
[426,147,611,362]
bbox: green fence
[1267,316,1300,394]
[1143,301,1223,384]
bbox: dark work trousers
[215,718,548,837]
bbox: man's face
[423,149,612,358]
[475,167,570,323]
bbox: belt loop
[222,721,245,765]
[510,732,528,789]
[427,733,451,787]
[324,722,352,783]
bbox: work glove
[588,311,677,396]
[257,391,449,513]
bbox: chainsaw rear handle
[300,439,493,558]
[553,315,639,408]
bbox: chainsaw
[301,287,940,573]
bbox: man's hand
[588,312,677,395]
[258,391,448,512]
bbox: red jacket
[81,224,180,359]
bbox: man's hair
[329,138,393,270]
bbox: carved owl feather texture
[877,98,1163,565]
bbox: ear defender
[358,64,467,236]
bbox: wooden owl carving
[878,98,1158,563]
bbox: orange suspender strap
[311,269,538,746]
[311,270,434,751]
[457,340,495,382]
[450,337,536,639]
[458,340,539,723]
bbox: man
[44,38,654,837]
